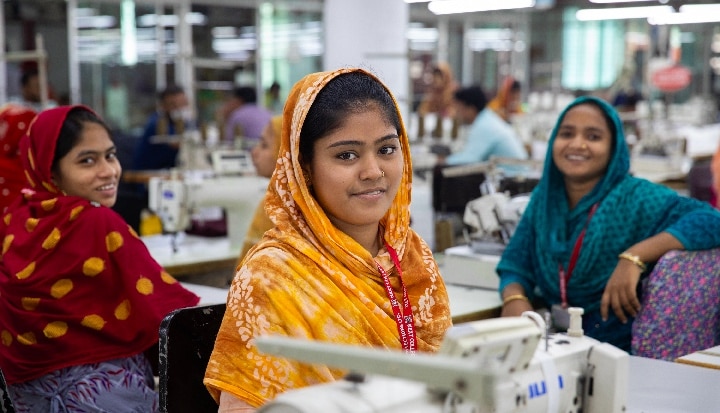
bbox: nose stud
[381,170,385,177]
[581,143,588,149]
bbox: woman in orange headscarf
[0,105,199,412]
[487,75,523,123]
[237,115,282,263]
[0,104,37,213]
[205,68,452,411]
[417,62,458,138]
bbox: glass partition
[70,0,322,136]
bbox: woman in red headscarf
[0,104,37,213]
[0,105,199,412]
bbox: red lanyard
[558,203,598,307]
[376,243,417,354]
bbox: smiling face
[552,103,613,188]
[52,122,121,207]
[307,104,403,236]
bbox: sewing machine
[148,172,269,251]
[462,191,530,255]
[255,309,629,413]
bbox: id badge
[551,303,570,331]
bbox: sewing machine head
[463,191,530,254]
[148,172,269,249]
[255,310,629,413]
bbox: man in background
[132,85,191,171]
[11,69,57,112]
[219,86,272,149]
[442,85,527,166]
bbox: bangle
[619,252,647,272]
[503,294,529,306]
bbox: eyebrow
[74,146,116,158]
[325,134,399,149]
[559,125,605,133]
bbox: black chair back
[0,368,15,413]
[158,304,226,413]
[432,164,486,214]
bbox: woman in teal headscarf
[497,95,720,352]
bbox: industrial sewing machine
[255,309,629,413]
[462,191,530,255]
[148,171,269,251]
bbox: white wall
[323,0,410,121]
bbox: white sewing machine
[148,172,269,251]
[463,191,530,255]
[255,309,629,413]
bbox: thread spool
[567,307,584,337]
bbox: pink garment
[632,249,720,360]
[223,104,272,148]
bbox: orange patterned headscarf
[487,75,523,122]
[0,105,199,384]
[267,114,282,156]
[205,68,452,407]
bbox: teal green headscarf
[537,96,629,259]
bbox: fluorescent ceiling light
[647,4,720,25]
[589,0,656,3]
[576,5,673,21]
[406,27,439,42]
[679,4,720,13]
[428,0,535,15]
[137,12,206,27]
[649,12,720,25]
[404,0,430,3]
[76,15,116,29]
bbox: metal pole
[0,0,7,105]
[177,0,195,115]
[437,17,449,65]
[67,0,81,104]
[35,34,49,109]
[156,0,166,91]
[461,18,472,85]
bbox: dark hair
[158,84,185,101]
[233,86,257,104]
[51,107,113,173]
[453,86,487,112]
[21,69,39,87]
[299,72,401,164]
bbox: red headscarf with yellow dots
[0,104,37,213]
[0,105,199,384]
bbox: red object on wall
[651,65,692,93]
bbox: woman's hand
[600,259,643,323]
[501,298,533,317]
[501,284,532,317]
